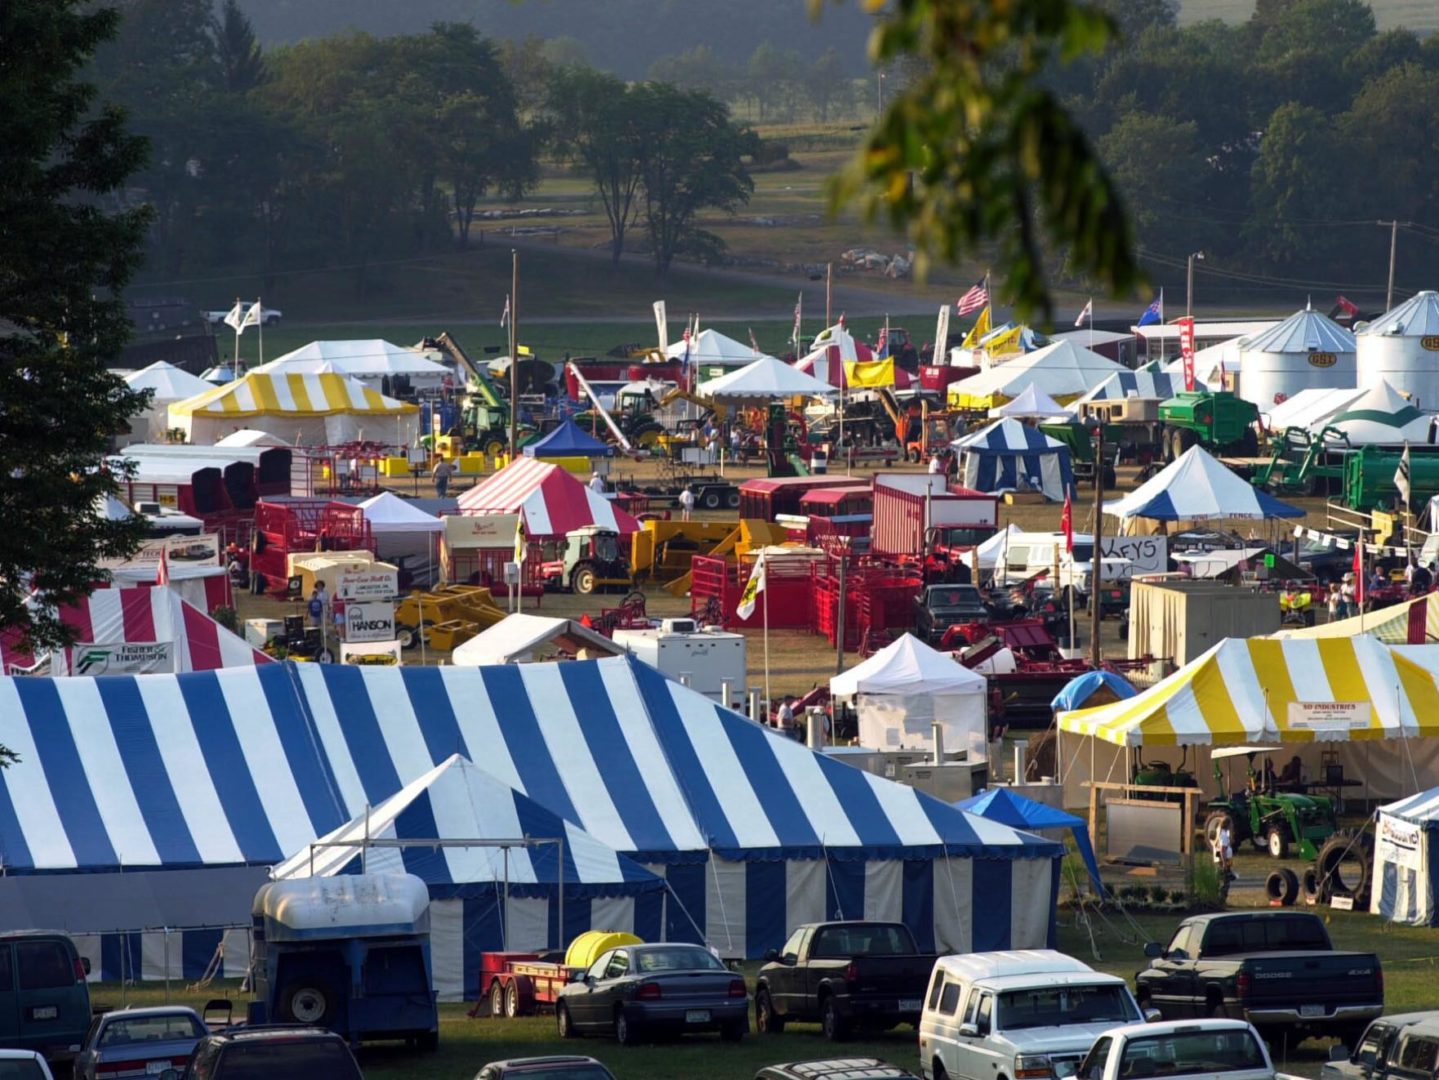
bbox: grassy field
[1178,0,1439,32]
[95,903,1439,1080]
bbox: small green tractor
[1203,745,1337,860]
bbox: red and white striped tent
[0,585,272,676]
[455,457,640,539]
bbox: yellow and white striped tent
[1276,592,1439,645]
[1055,636,1439,808]
[1059,636,1439,748]
[169,371,419,447]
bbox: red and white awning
[456,457,640,538]
[1,585,271,675]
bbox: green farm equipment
[1130,748,1199,802]
[1342,444,1439,512]
[1254,426,1350,496]
[1203,746,1337,860]
[1158,390,1260,460]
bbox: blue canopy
[953,417,1074,502]
[956,787,1105,898]
[523,418,614,458]
[1051,671,1137,713]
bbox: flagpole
[763,571,771,719]
[257,297,265,367]
[509,249,519,459]
[1088,298,1094,353]
[233,296,241,374]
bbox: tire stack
[1307,830,1375,907]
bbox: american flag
[156,547,170,586]
[875,325,889,358]
[956,278,989,317]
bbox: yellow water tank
[564,931,643,970]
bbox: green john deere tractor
[1203,745,1337,860]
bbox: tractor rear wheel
[1316,830,1375,906]
[701,489,723,510]
[572,563,598,595]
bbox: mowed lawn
[92,906,1439,1080]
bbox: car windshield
[100,1014,205,1046]
[997,984,1135,1030]
[0,1063,46,1080]
[1114,1031,1266,1078]
[930,587,980,607]
[213,1041,361,1080]
[634,947,726,973]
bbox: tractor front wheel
[1266,824,1291,860]
[572,563,598,595]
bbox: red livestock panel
[738,476,857,520]
[690,553,813,629]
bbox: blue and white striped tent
[1071,370,1180,407]
[1103,445,1303,522]
[952,417,1074,502]
[0,657,1062,991]
[272,754,668,1000]
[1374,790,1439,926]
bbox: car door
[570,949,614,1029]
[1146,925,1197,1017]
[770,929,808,1019]
[0,945,19,1048]
[947,986,987,1080]
[587,949,632,1028]
[15,938,80,1048]
[926,976,968,1080]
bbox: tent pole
[557,836,564,952]
[503,848,510,951]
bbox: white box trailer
[612,619,747,704]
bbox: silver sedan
[73,1007,207,1080]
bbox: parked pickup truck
[1076,1019,1283,1080]
[1136,912,1383,1044]
[756,921,939,1041]
[919,949,1147,1080]
[1321,1013,1439,1080]
[914,584,990,644]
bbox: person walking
[589,471,606,494]
[432,457,455,498]
[678,485,696,522]
[1326,582,1341,623]
[1340,574,1356,618]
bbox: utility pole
[1186,251,1204,319]
[1090,421,1105,670]
[508,249,519,459]
[1379,220,1406,312]
[825,262,833,327]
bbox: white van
[995,532,1167,593]
[918,950,1147,1080]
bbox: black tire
[489,979,505,1017]
[701,489,722,510]
[1278,867,1300,905]
[934,1065,949,1080]
[1301,867,1322,903]
[557,1003,579,1039]
[504,981,520,1018]
[615,1007,643,1046]
[483,437,506,459]
[755,989,784,1034]
[397,623,419,650]
[572,563,597,595]
[417,1030,439,1052]
[1316,830,1375,906]
[720,1018,745,1043]
[1178,427,1199,453]
[1264,871,1287,904]
[1240,428,1259,456]
[725,489,740,509]
[821,995,848,1042]
[278,981,336,1027]
[1266,824,1290,860]
[1207,997,1229,1019]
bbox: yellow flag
[960,306,991,350]
[980,323,1024,355]
[843,358,896,387]
[514,515,527,564]
[736,552,767,619]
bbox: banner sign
[934,305,951,365]
[72,641,173,675]
[343,601,396,643]
[1177,316,1196,392]
[653,300,668,353]
[117,533,220,570]
[335,567,398,602]
[1286,700,1368,731]
[1378,813,1424,872]
[339,640,402,666]
[444,513,521,549]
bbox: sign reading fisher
[73,641,174,675]
[1286,700,1369,731]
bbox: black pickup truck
[755,921,938,1041]
[1136,910,1383,1044]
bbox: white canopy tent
[950,339,1127,407]
[357,492,444,587]
[664,328,770,371]
[989,384,1070,419]
[698,355,835,401]
[832,633,988,758]
[1326,380,1432,445]
[254,339,453,391]
[451,613,625,666]
[122,362,215,445]
[1262,386,1366,432]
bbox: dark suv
[0,931,92,1062]
[160,1027,362,1080]
[913,584,989,643]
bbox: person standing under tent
[1340,574,1356,618]
[307,581,326,627]
[432,457,455,498]
[589,471,606,494]
[1326,582,1341,622]
[775,694,796,737]
[678,485,696,522]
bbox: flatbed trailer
[479,951,581,1018]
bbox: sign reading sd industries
[344,601,396,643]
[1286,700,1368,731]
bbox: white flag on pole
[1075,299,1092,327]
[222,301,245,331]
[736,552,767,620]
[500,295,510,328]
[653,300,668,353]
[1396,442,1412,506]
[242,300,264,330]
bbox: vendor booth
[1373,789,1439,926]
[1057,635,1439,810]
[457,457,640,539]
[832,634,988,757]
[357,491,444,589]
[952,418,1074,502]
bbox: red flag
[1177,316,1197,392]
[1334,295,1360,318]
[156,547,170,586]
[1353,542,1365,605]
[1061,494,1074,554]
